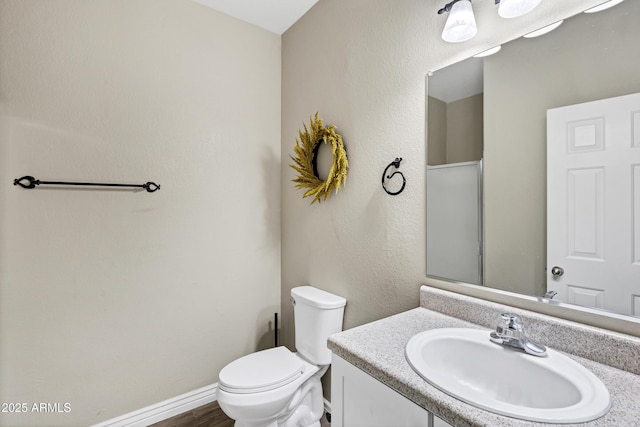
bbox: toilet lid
[219,346,304,394]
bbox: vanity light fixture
[438,0,543,43]
[523,19,563,38]
[584,0,624,13]
[438,0,478,43]
[495,0,542,19]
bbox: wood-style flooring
[149,401,332,427]
[149,401,233,427]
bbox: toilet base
[233,418,319,427]
[223,365,327,427]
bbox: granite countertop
[327,290,640,426]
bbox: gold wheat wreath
[290,113,348,204]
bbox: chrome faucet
[489,313,547,357]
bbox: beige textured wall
[0,1,280,426]
[281,0,605,394]
[427,96,446,166]
[446,93,483,164]
[483,0,640,296]
[427,94,482,166]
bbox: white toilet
[217,286,346,427]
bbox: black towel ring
[382,158,406,196]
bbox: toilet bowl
[217,286,346,427]
[217,347,325,427]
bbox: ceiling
[191,0,319,35]
[428,58,484,103]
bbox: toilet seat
[219,346,304,394]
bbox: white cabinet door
[331,355,453,427]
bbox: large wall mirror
[426,0,640,335]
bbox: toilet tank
[291,286,346,366]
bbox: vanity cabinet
[331,355,452,427]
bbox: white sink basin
[405,328,610,423]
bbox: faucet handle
[490,313,548,357]
[500,313,522,328]
[495,313,525,338]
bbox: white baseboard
[91,383,218,427]
[92,384,330,427]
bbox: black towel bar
[13,175,160,193]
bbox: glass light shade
[441,0,478,43]
[498,0,542,18]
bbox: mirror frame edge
[423,276,640,338]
